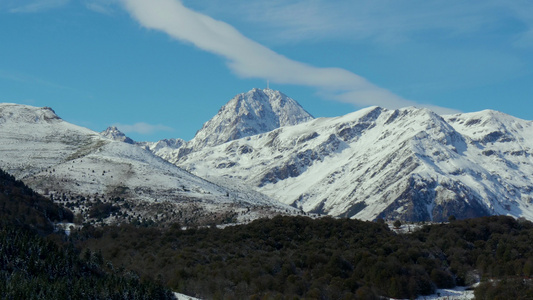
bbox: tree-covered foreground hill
[0,168,174,299]
[75,213,533,299]
[3,165,533,299]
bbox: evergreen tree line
[0,169,73,234]
[0,168,174,299]
[0,225,174,299]
[74,214,533,299]
[3,166,533,299]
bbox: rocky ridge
[0,103,300,226]
[143,93,533,222]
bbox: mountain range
[0,103,298,226]
[141,89,533,222]
[1,88,533,223]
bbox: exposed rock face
[376,176,492,222]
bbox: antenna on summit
[267,80,269,90]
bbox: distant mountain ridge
[192,88,313,148]
[0,103,299,226]
[3,88,533,223]
[101,126,134,144]
[143,88,314,162]
[141,91,533,222]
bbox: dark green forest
[2,167,533,299]
[0,168,73,234]
[75,215,533,299]
[0,169,174,299]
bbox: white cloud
[84,0,118,15]
[85,3,110,14]
[7,0,69,13]
[504,1,533,47]
[185,1,490,44]
[113,122,174,135]
[120,0,454,112]
[190,0,533,49]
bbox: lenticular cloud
[120,0,456,114]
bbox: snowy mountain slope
[103,126,188,163]
[0,103,299,224]
[0,104,100,178]
[170,105,533,222]
[150,88,314,162]
[192,88,313,148]
[137,138,186,160]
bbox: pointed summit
[100,126,134,144]
[191,88,314,149]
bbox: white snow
[4,89,533,223]
[154,104,533,221]
[155,88,313,156]
[414,286,475,300]
[0,103,298,223]
[173,292,201,300]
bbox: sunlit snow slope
[160,101,533,222]
[0,103,297,223]
[149,88,314,162]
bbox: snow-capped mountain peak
[0,103,300,225]
[190,88,314,149]
[101,126,134,144]
[0,103,61,125]
[173,103,533,222]
[4,89,533,224]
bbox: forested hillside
[0,168,73,234]
[0,168,174,299]
[75,215,533,299]
[3,166,533,299]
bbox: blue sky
[1,0,532,141]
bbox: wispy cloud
[120,0,456,113]
[113,122,174,135]
[186,1,483,43]
[7,0,69,13]
[84,0,117,15]
[0,69,77,91]
[504,1,533,48]
[192,0,533,48]
[199,0,345,43]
